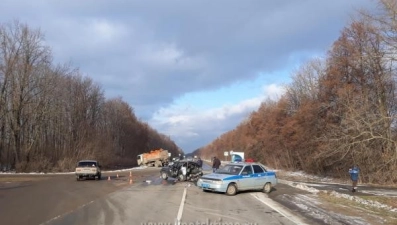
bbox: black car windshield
[216,165,243,175]
[78,161,97,167]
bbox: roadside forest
[200,0,397,184]
[0,21,182,172]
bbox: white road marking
[251,193,309,225]
[40,200,94,225]
[175,185,187,225]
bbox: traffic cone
[108,176,111,181]
[129,177,133,184]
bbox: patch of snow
[0,166,145,175]
[284,194,369,225]
[279,180,319,194]
[278,170,336,183]
[329,191,397,212]
[109,166,147,172]
[280,179,397,213]
[0,171,75,175]
[359,189,397,197]
[295,183,320,194]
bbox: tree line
[199,0,397,184]
[0,20,182,172]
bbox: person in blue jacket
[349,165,360,192]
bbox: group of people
[194,156,221,172]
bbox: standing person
[212,156,221,172]
[196,157,203,168]
[349,165,360,192]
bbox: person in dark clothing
[212,156,221,172]
[196,157,203,168]
[349,165,360,192]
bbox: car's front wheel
[161,172,168,180]
[178,173,186,181]
[263,182,272,193]
[226,183,237,196]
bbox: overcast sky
[1,0,375,153]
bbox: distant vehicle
[75,160,101,181]
[230,151,245,162]
[196,162,277,196]
[160,160,203,182]
[137,149,169,167]
[185,156,194,161]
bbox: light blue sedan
[196,162,277,196]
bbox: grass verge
[318,191,397,225]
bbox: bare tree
[0,20,52,169]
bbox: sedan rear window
[78,161,97,167]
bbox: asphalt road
[2,165,395,225]
[0,167,312,225]
[43,176,306,225]
[0,169,156,225]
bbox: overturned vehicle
[160,160,203,181]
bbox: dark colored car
[160,160,203,181]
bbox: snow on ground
[278,170,397,213]
[283,170,335,183]
[276,171,397,225]
[281,193,371,225]
[0,171,75,175]
[1,162,396,224]
[280,179,397,212]
[2,162,396,214]
[0,166,147,175]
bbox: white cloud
[90,19,127,43]
[139,43,208,71]
[149,84,285,151]
[0,0,375,152]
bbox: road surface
[1,165,396,225]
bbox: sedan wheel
[161,172,168,180]
[226,183,237,196]
[178,174,186,181]
[263,182,272,193]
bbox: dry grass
[318,192,397,225]
[359,195,397,209]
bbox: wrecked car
[160,160,203,181]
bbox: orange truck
[137,149,170,167]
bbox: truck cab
[137,154,144,166]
